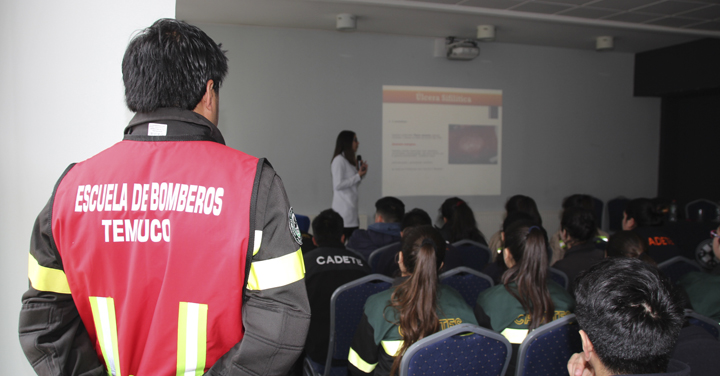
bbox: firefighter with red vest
[19,19,310,376]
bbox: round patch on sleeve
[288,207,303,245]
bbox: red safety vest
[52,139,259,376]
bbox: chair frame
[657,256,702,276]
[548,267,569,291]
[324,274,394,376]
[451,239,493,265]
[515,314,579,376]
[368,241,401,272]
[399,323,512,376]
[684,198,719,221]
[685,309,720,339]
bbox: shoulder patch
[288,207,303,245]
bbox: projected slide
[382,86,502,197]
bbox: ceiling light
[336,13,356,31]
[596,36,614,51]
[477,25,495,41]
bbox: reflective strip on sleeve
[246,249,305,291]
[28,253,71,294]
[177,302,208,376]
[348,347,377,373]
[381,340,404,357]
[253,230,262,256]
[89,297,122,376]
[501,328,529,344]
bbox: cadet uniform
[348,282,477,376]
[19,108,310,376]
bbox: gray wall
[201,23,660,232]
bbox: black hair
[311,209,344,247]
[439,197,485,243]
[505,195,542,225]
[401,208,432,231]
[122,19,228,113]
[624,198,664,227]
[574,258,684,375]
[560,207,597,245]
[375,197,405,223]
[606,231,655,265]
[332,130,357,166]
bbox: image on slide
[448,124,498,165]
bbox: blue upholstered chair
[658,256,702,285]
[295,214,311,233]
[607,197,630,233]
[304,274,393,376]
[399,323,512,376]
[548,267,569,291]
[439,266,494,307]
[686,309,720,339]
[685,199,719,222]
[368,241,401,274]
[449,240,492,273]
[515,314,582,376]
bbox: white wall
[199,24,661,234]
[0,1,175,374]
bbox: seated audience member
[606,230,655,265]
[550,194,609,265]
[347,196,405,260]
[487,195,543,259]
[437,197,488,245]
[553,207,606,292]
[477,220,574,376]
[676,227,720,323]
[348,226,482,376]
[568,258,687,376]
[374,208,433,277]
[303,209,371,368]
[671,318,720,376]
[481,212,536,285]
[623,198,680,264]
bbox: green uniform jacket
[477,280,574,344]
[679,271,720,323]
[348,282,478,376]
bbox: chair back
[685,199,719,222]
[548,267,569,290]
[399,323,511,376]
[607,197,630,233]
[658,256,702,284]
[295,214,311,233]
[515,314,582,376]
[326,274,393,376]
[686,310,720,339]
[368,242,401,274]
[450,240,492,273]
[439,267,494,307]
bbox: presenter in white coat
[331,130,368,240]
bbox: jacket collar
[124,107,226,145]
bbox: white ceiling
[177,0,720,53]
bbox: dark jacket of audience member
[347,197,404,260]
[303,209,370,365]
[552,207,605,293]
[373,208,432,277]
[624,198,680,264]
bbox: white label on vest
[148,123,167,136]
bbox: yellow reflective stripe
[381,340,404,356]
[501,328,529,344]
[253,230,262,256]
[246,249,305,290]
[177,302,208,376]
[89,297,121,376]
[28,254,71,294]
[348,347,377,373]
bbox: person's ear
[579,330,594,361]
[340,234,346,244]
[503,248,514,268]
[312,237,318,246]
[501,232,505,243]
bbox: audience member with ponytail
[552,207,606,292]
[623,198,680,264]
[487,195,543,260]
[438,197,487,245]
[476,220,574,375]
[348,226,483,376]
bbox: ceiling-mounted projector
[446,37,479,60]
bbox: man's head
[400,208,432,236]
[574,258,683,375]
[122,19,228,119]
[374,197,405,224]
[312,209,345,247]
